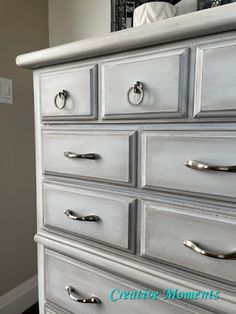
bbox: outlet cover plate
[0,77,13,104]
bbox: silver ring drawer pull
[64,151,100,160]
[183,240,236,259]
[64,209,99,222]
[127,81,144,106]
[66,285,101,304]
[54,90,68,110]
[185,160,236,173]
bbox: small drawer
[43,182,136,251]
[194,40,236,118]
[42,130,136,185]
[45,250,194,314]
[101,48,189,119]
[141,200,236,283]
[141,130,236,199]
[39,63,97,120]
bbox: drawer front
[194,40,236,118]
[45,250,195,314]
[39,63,97,120]
[43,130,136,185]
[43,182,136,251]
[102,49,188,119]
[141,131,236,199]
[141,200,236,283]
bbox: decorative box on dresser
[17,4,236,314]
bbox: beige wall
[0,0,49,296]
[49,0,111,46]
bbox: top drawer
[102,48,189,119]
[39,63,97,120]
[194,40,236,118]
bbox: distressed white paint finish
[16,7,236,314]
[40,63,97,119]
[102,48,188,119]
[43,129,136,185]
[44,250,203,314]
[43,182,136,251]
[36,233,236,314]
[194,39,236,117]
[141,130,236,198]
[141,200,236,283]
[16,4,236,69]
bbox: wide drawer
[141,130,236,199]
[194,40,236,118]
[39,63,97,120]
[42,130,136,185]
[43,182,136,251]
[141,200,236,283]
[45,250,197,314]
[102,48,188,119]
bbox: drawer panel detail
[39,63,97,120]
[194,40,236,118]
[141,130,236,199]
[43,130,136,185]
[102,48,189,119]
[141,200,236,283]
[45,250,193,314]
[43,182,136,251]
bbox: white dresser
[17,5,236,314]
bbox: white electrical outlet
[0,77,13,104]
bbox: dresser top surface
[16,3,236,70]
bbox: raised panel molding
[140,199,236,283]
[42,129,137,187]
[39,62,98,121]
[36,234,236,314]
[101,48,189,120]
[42,181,137,252]
[194,40,236,118]
[140,130,236,200]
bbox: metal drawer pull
[183,240,236,259]
[66,285,101,304]
[64,151,100,160]
[64,209,99,222]
[185,160,236,173]
[127,81,144,106]
[54,90,68,110]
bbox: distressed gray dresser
[17,5,236,314]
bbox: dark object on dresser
[111,0,181,31]
[198,0,236,10]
